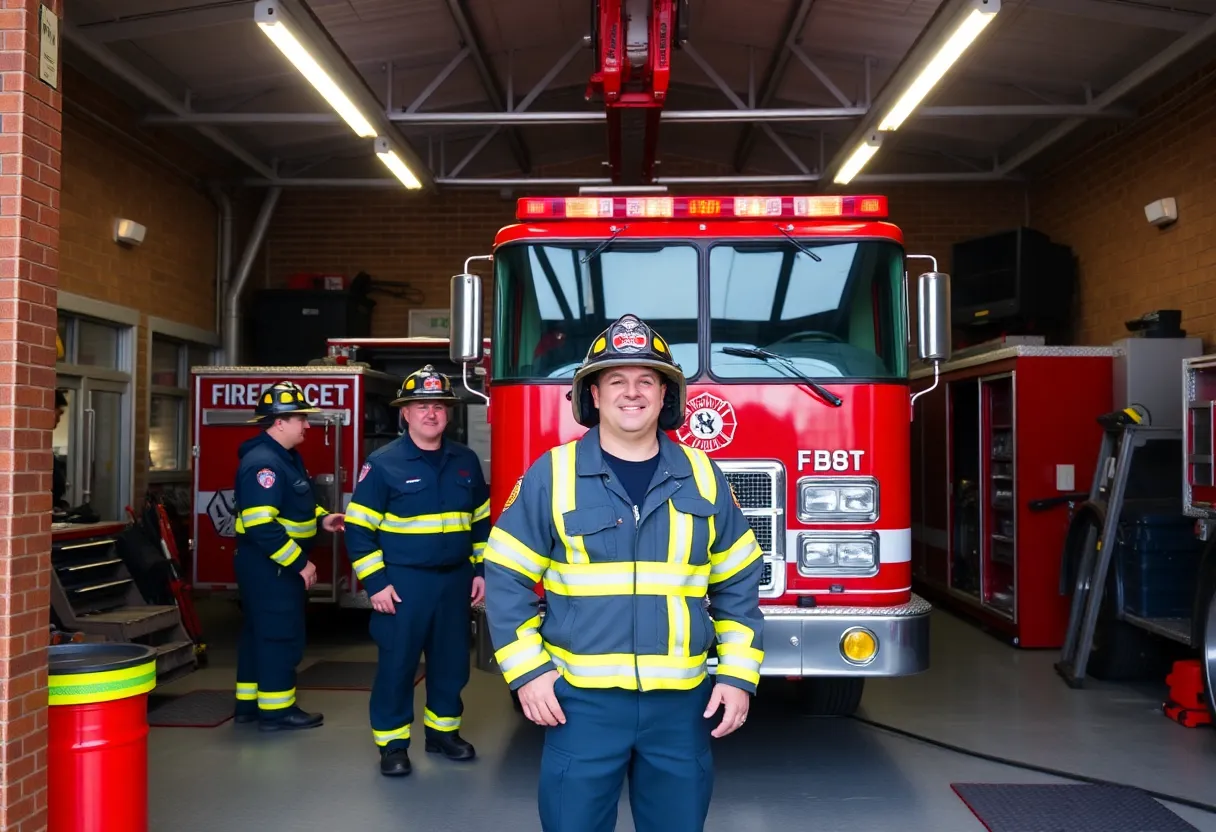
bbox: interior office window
[150,334,212,474]
[56,311,134,522]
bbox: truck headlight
[797,532,878,574]
[797,477,878,523]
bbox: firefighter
[343,364,490,777]
[232,381,345,731]
[483,313,766,832]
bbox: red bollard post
[48,643,158,832]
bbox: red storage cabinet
[910,345,1117,648]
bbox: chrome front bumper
[470,594,932,678]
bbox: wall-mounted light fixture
[254,0,376,138]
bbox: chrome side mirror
[449,272,483,364]
[917,271,952,363]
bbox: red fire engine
[190,338,490,606]
[450,193,953,715]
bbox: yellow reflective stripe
[713,619,762,684]
[48,660,157,706]
[423,708,461,732]
[270,539,303,567]
[373,723,411,746]
[352,550,385,580]
[548,644,638,690]
[381,511,471,534]
[315,505,328,517]
[472,499,491,523]
[667,500,694,565]
[680,446,718,504]
[551,443,589,564]
[235,682,258,702]
[485,527,548,582]
[239,506,278,528]
[710,530,761,583]
[257,688,296,710]
[495,616,551,684]
[276,516,317,538]
[637,653,708,691]
[344,502,383,531]
[470,541,486,565]
[542,560,710,597]
[667,595,691,656]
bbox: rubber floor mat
[295,660,423,690]
[148,690,234,728]
[951,783,1199,832]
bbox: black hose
[847,714,1216,815]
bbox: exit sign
[409,309,450,337]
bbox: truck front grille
[722,462,785,597]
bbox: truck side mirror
[916,271,952,364]
[449,272,483,364]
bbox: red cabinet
[910,346,1116,647]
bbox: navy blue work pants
[233,549,308,720]
[368,563,472,750]
[539,676,715,832]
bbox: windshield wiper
[773,225,822,262]
[580,225,629,264]
[721,346,843,407]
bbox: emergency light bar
[516,195,888,221]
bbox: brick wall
[59,67,220,499]
[1031,60,1216,347]
[261,165,1027,343]
[0,1,62,827]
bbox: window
[149,331,215,475]
[56,300,137,522]
[492,242,700,381]
[708,239,907,380]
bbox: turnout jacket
[234,432,328,572]
[484,426,766,695]
[344,432,491,598]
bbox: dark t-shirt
[603,450,660,511]
[419,448,444,470]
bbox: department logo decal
[207,490,237,538]
[503,477,523,510]
[423,376,443,391]
[358,463,371,482]
[609,315,649,353]
[676,392,737,452]
[256,468,276,489]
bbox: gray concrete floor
[149,599,1216,831]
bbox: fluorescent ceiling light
[376,138,423,190]
[834,134,882,185]
[255,1,377,138]
[878,0,1000,132]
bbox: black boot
[425,731,475,761]
[233,711,257,724]
[258,706,324,732]
[380,746,411,777]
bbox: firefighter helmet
[570,313,686,431]
[391,364,460,406]
[249,381,321,424]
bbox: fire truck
[190,337,490,606]
[450,193,953,715]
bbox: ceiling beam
[75,2,256,43]
[998,10,1216,174]
[1022,0,1206,33]
[731,0,818,172]
[443,0,532,173]
[62,22,276,179]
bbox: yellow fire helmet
[249,381,321,423]
[391,364,461,406]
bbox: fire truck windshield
[491,238,906,382]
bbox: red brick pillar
[1,0,63,828]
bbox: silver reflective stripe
[640,663,705,680]
[712,537,760,578]
[669,597,686,655]
[498,640,545,675]
[270,540,302,566]
[486,535,546,578]
[473,500,491,522]
[381,513,471,533]
[716,628,752,645]
[345,505,382,529]
[551,654,634,679]
[637,567,709,593]
[241,508,275,524]
[258,689,295,707]
[374,725,410,745]
[353,551,384,578]
[719,653,762,674]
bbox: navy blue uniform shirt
[344,431,491,598]
[233,431,326,573]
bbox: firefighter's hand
[371,585,402,614]
[321,513,345,533]
[470,576,485,606]
[518,670,566,727]
[704,683,750,738]
[300,561,318,590]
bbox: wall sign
[39,5,58,89]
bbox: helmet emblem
[609,315,649,353]
[676,392,738,452]
[423,376,443,392]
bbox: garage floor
[149,600,1216,831]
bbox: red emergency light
[516,194,888,221]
